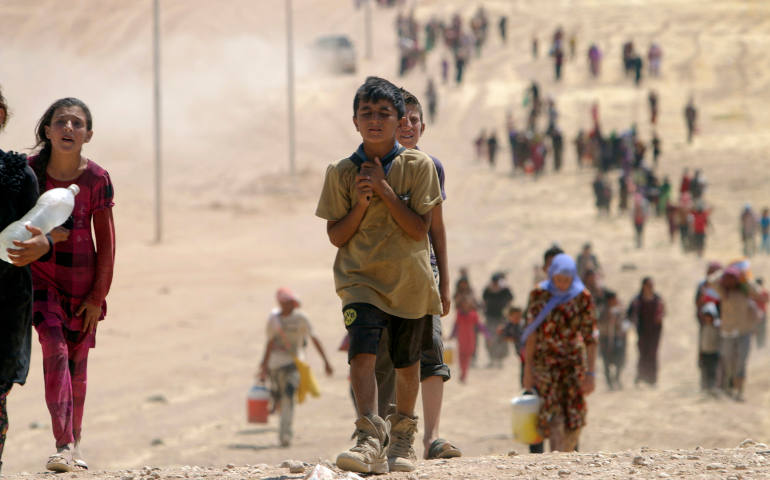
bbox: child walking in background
[27,98,116,473]
[599,292,627,390]
[499,306,525,382]
[258,288,333,447]
[760,208,769,254]
[698,303,720,393]
[451,295,486,383]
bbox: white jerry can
[511,390,544,444]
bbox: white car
[313,35,357,74]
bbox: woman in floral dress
[522,254,598,451]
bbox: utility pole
[364,0,373,60]
[152,0,163,242]
[286,0,296,174]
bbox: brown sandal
[426,438,462,459]
[46,453,74,472]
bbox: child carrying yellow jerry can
[511,390,543,444]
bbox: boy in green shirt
[316,76,442,474]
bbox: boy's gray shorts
[420,314,451,382]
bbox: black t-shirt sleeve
[19,166,39,215]
[20,166,53,262]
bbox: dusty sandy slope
[1,0,770,478]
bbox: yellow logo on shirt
[344,308,357,326]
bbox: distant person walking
[651,131,661,167]
[710,266,763,400]
[576,243,600,281]
[628,277,665,386]
[425,78,437,124]
[600,291,627,390]
[482,273,513,368]
[486,131,499,168]
[550,128,564,172]
[553,45,565,81]
[648,90,659,125]
[755,278,768,348]
[588,44,602,77]
[648,42,662,76]
[740,204,759,257]
[451,295,484,383]
[258,288,333,447]
[691,204,712,257]
[632,55,643,86]
[632,192,649,248]
[698,303,721,392]
[684,98,697,143]
[584,272,625,390]
[760,208,770,254]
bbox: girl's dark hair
[32,97,93,193]
[353,76,405,119]
[0,86,8,131]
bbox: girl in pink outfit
[451,296,489,383]
[28,98,115,473]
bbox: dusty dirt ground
[1,0,770,478]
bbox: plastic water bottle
[0,184,80,263]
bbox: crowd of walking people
[3,1,768,477]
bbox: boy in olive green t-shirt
[315,76,442,474]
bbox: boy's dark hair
[506,305,523,316]
[543,245,564,263]
[399,87,423,122]
[353,76,405,119]
[33,97,93,194]
[605,290,617,301]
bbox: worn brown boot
[336,414,390,474]
[386,413,418,472]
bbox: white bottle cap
[67,184,80,195]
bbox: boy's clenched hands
[358,157,388,198]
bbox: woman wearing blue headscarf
[521,254,598,451]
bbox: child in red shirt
[451,296,489,383]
